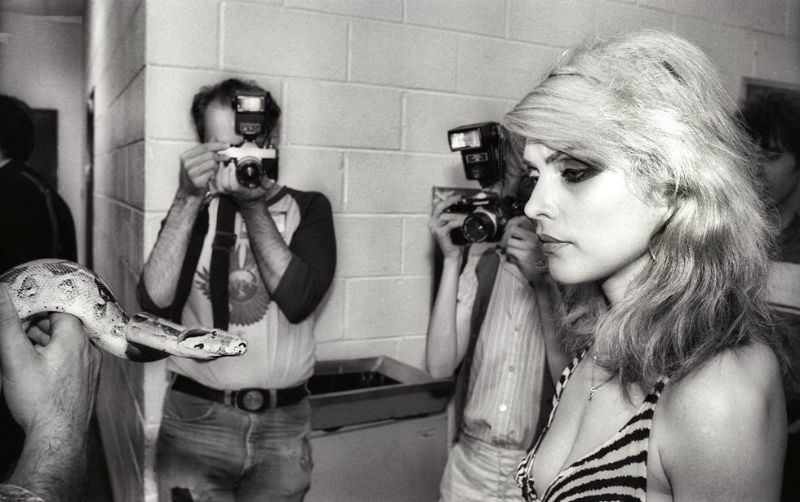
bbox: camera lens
[235,157,264,188]
[462,210,498,243]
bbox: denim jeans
[156,389,313,502]
[438,434,526,502]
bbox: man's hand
[429,192,467,259]
[0,284,101,437]
[214,161,277,206]
[178,141,229,197]
[500,216,547,284]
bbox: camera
[218,90,279,188]
[443,192,525,244]
[443,121,526,244]
[447,122,504,188]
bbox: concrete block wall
[85,1,146,501]
[142,0,800,378]
[84,0,800,500]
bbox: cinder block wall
[86,0,800,500]
[85,1,146,501]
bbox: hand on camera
[429,192,467,259]
[500,216,548,284]
[214,161,275,205]
[178,142,229,198]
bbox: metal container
[308,356,454,430]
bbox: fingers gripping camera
[219,143,278,188]
[444,192,525,245]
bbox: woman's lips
[538,233,569,254]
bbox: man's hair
[741,90,800,156]
[0,94,35,161]
[504,30,778,390]
[190,78,281,142]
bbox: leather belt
[172,374,308,412]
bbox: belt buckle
[236,388,268,412]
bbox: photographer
[426,125,567,501]
[137,78,336,502]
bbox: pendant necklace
[587,354,611,401]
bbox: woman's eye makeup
[554,155,599,183]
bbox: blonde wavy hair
[503,30,779,389]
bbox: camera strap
[210,197,237,330]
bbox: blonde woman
[506,31,787,501]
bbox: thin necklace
[587,354,612,401]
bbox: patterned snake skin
[0,259,247,362]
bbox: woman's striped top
[516,351,669,501]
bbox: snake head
[176,328,248,360]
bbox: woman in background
[505,30,787,501]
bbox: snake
[0,259,247,362]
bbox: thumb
[0,283,35,375]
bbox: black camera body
[444,192,524,244]
[219,90,279,188]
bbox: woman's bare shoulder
[649,342,786,501]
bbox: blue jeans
[156,389,313,502]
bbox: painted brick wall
[87,0,800,500]
[85,1,146,501]
[142,0,800,382]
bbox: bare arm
[425,194,472,379]
[653,343,786,501]
[140,142,227,307]
[237,197,293,292]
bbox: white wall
[0,11,86,263]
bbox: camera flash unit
[447,122,504,187]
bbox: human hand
[0,284,101,437]
[429,192,467,259]
[213,161,276,205]
[178,141,229,198]
[500,216,548,284]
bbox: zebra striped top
[516,350,669,502]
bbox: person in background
[0,94,78,479]
[0,284,101,502]
[0,94,77,272]
[138,78,336,502]
[427,149,567,501]
[742,90,800,501]
[507,30,786,501]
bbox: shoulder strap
[210,197,237,330]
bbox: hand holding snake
[0,259,247,362]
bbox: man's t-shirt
[138,187,336,390]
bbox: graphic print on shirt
[194,224,272,326]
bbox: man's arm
[140,192,204,309]
[0,285,101,502]
[140,142,226,309]
[238,191,337,323]
[237,196,293,292]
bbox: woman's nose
[524,179,553,221]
